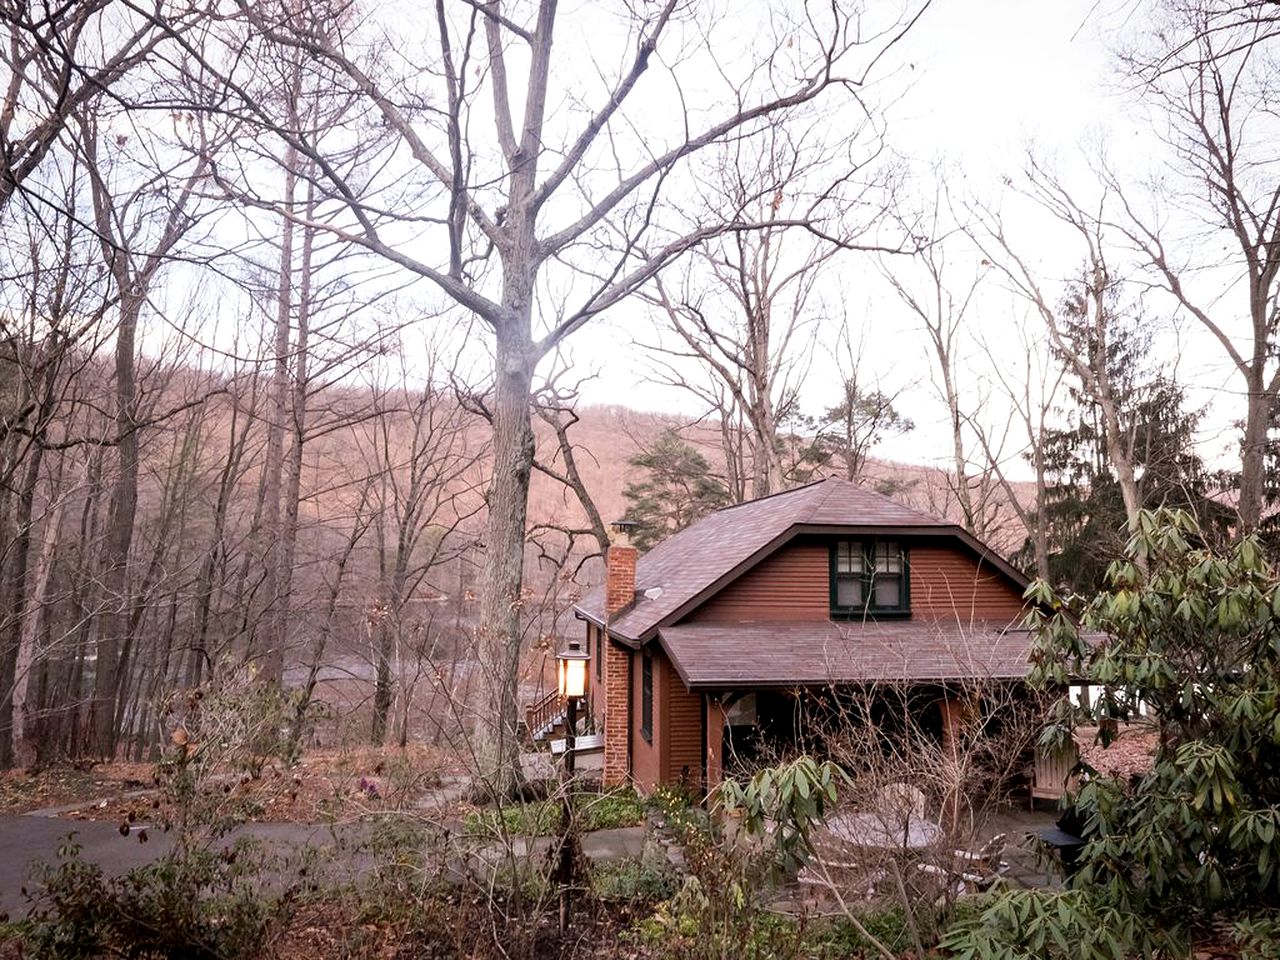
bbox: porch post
[704,695,725,788]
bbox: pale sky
[568,2,1141,471]
[567,0,1248,478]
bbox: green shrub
[939,888,1183,960]
[807,906,917,958]
[947,510,1280,957]
[580,786,645,830]
[590,856,676,903]
[10,836,294,960]
[716,756,847,872]
[629,891,807,960]
[464,786,644,837]
[1234,913,1280,960]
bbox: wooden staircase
[523,689,565,743]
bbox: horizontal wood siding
[665,670,702,789]
[631,648,660,790]
[910,545,1025,624]
[686,543,828,622]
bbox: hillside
[529,403,1033,560]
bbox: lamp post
[556,637,590,935]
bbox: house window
[595,627,603,683]
[831,539,909,618]
[640,650,653,742]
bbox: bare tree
[879,182,1001,538]
[970,164,1145,535]
[969,323,1065,581]
[357,348,481,745]
[0,2,203,210]
[809,319,914,485]
[78,107,211,757]
[1109,0,1280,530]
[640,129,873,499]
[186,0,932,793]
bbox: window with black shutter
[640,650,653,742]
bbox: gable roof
[575,477,1028,644]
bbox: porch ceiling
[657,621,1037,689]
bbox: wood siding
[909,545,1025,624]
[682,537,1024,626]
[686,542,829,622]
[665,675,702,787]
[631,648,660,789]
[588,623,603,725]
[629,645,706,792]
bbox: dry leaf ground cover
[2,744,466,824]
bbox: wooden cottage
[572,477,1039,792]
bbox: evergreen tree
[785,379,913,487]
[1018,286,1220,592]
[623,430,730,550]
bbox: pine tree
[1019,285,1221,592]
[622,430,730,551]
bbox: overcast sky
[563,0,1252,477]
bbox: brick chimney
[602,521,637,786]
[605,525,637,617]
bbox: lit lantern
[556,637,590,700]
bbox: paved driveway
[0,810,646,918]
[0,814,344,917]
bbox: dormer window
[831,539,909,618]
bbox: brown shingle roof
[576,477,1017,643]
[658,621,1035,688]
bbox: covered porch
[653,620,1043,795]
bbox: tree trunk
[90,287,143,758]
[13,471,67,767]
[257,156,297,686]
[189,398,249,688]
[941,361,975,534]
[1239,374,1269,532]
[471,324,535,797]
[1031,431,1051,581]
[748,393,783,499]
[0,442,42,767]
[371,620,393,745]
[1095,371,1143,531]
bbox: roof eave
[572,606,646,648]
[674,670,1032,690]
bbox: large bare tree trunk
[90,286,143,757]
[472,326,535,796]
[1240,371,1270,532]
[12,479,67,767]
[258,147,298,685]
[0,437,42,766]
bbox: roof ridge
[800,475,840,523]
[706,476,830,516]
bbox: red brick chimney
[602,521,637,786]
[605,538,637,617]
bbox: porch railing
[524,688,564,740]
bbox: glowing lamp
[557,637,590,700]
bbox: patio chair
[872,782,927,821]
